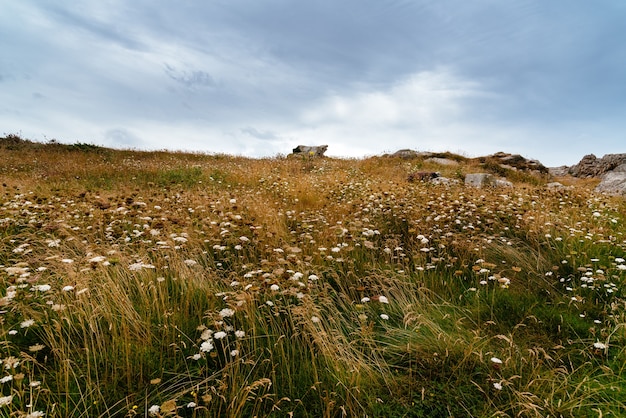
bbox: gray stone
[465,173,494,187]
[425,157,459,166]
[292,145,328,157]
[595,172,626,195]
[430,176,460,186]
[465,173,513,188]
[569,153,626,177]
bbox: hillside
[1,135,625,417]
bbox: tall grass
[1,136,625,416]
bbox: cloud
[164,64,216,89]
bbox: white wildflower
[148,405,160,416]
[200,340,214,352]
[20,319,35,328]
[380,314,389,320]
[213,331,227,340]
[219,308,235,318]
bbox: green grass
[0,138,625,416]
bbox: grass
[1,134,625,416]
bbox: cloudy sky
[1,1,625,166]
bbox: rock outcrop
[567,154,626,195]
[465,173,513,188]
[292,145,328,157]
[476,152,548,174]
[596,172,626,195]
[568,154,626,178]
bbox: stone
[430,176,460,186]
[569,153,626,177]
[292,145,328,157]
[465,173,513,188]
[548,166,570,177]
[389,149,431,159]
[465,173,494,187]
[595,172,626,195]
[546,182,572,191]
[408,171,439,182]
[476,152,548,174]
[425,157,459,166]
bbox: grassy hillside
[1,135,625,417]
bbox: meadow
[1,135,625,417]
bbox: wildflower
[190,353,202,360]
[0,375,13,383]
[490,357,503,368]
[30,380,41,387]
[24,412,44,418]
[593,341,607,350]
[615,257,625,264]
[213,331,227,340]
[219,308,235,318]
[361,297,370,303]
[230,349,239,357]
[493,382,503,390]
[265,300,274,307]
[148,405,160,416]
[311,316,321,323]
[378,296,389,304]
[61,258,74,264]
[20,319,35,328]
[8,330,17,336]
[34,284,51,292]
[184,259,197,266]
[89,256,106,263]
[270,284,280,291]
[200,340,214,352]
[380,314,389,320]
[29,343,45,352]
[62,285,75,292]
[187,402,197,408]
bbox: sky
[1,1,625,166]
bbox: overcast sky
[1,1,625,166]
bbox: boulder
[569,153,626,178]
[292,145,328,157]
[595,172,626,195]
[546,182,572,191]
[389,149,431,159]
[430,176,460,186]
[476,152,548,174]
[465,173,513,188]
[425,157,459,166]
[548,166,570,177]
[408,171,439,182]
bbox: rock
[546,182,572,191]
[569,153,626,178]
[494,179,514,188]
[292,145,328,157]
[548,166,570,177]
[465,173,513,188]
[595,172,626,195]
[465,173,493,187]
[408,171,439,182]
[430,176,460,186]
[389,149,431,159]
[476,152,548,174]
[425,157,459,166]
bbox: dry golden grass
[1,136,625,417]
